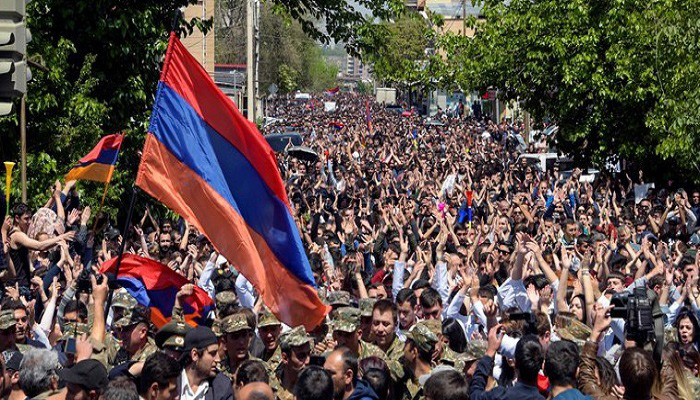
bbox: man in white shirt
[179,326,233,400]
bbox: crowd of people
[1,92,700,400]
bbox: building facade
[181,0,216,77]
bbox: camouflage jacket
[383,336,405,362]
[263,345,282,372]
[220,353,267,380]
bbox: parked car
[265,133,302,152]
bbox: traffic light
[0,0,30,116]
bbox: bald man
[238,382,274,400]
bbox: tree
[269,0,405,56]
[446,0,700,182]
[0,0,210,216]
[365,13,432,86]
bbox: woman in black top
[7,203,74,290]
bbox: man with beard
[179,326,232,400]
[274,326,312,400]
[257,309,282,371]
[324,348,378,400]
[158,231,173,263]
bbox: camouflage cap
[215,291,237,306]
[221,313,252,334]
[554,313,591,342]
[279,326,313,348]
[155,321,191,350]
[258,309,281,328]
[60,322,91,342]
[212,319,223,337]
[317,289,328,305]
[462,339,487,362]
[422,319,443,339]
[0,309,16,330]
[327,291,351,307]
[406,322,439,354]
[359,298,377,318]
[112,290,137,309]
[331,307,361,333]
[113,305,151,329]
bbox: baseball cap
[359,298,376,318]
[2,350,23,371]
[406,322,439,354]
[0,309,16,330]
[59,359,109,391]
[182,326,218,354]
[279,326,313,348]
[327,291,351,307]
[113,305,151,329]
[112,291,137,309]
[258,309,281,328]
[331,307,360,333]
[221,313,252,334]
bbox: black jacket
[178,372,233,400]
[469,356,544,400]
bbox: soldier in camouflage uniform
[370,299,404,362]
[258,309,283,371]
[3,300,42,353]
[422,319,457,366]
[220,312,264,379]
[328,290,351,310]
[274,326,313,400]
[454,339,487,382]
[111,290,138,325]
[331,307,386,361]
[554,313,592,353]
[359,298,376,343]
[111,304,157,366]
[0,309,19,352]
[55,321,91,366]
[395,321,439,400]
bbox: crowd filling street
[3,92,700,400]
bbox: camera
[76,268,104,294]
[610,287,655,344]
[509,312,538,336]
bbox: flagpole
[103,185,139,315]
[91,181,110,236]
[102,12,181,315]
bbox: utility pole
[524,110,531,144]
[20,95,25,201]
[462,0,466,35]
[254,0,261,119]
[246,0,254,122]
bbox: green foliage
[364,13,432,86]
[278,64,300,93]
[0,0,210,218]
[269,0,405,57]
[258,3,338,94]
[441,0,700,182]
[356,81,373,94]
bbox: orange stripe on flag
[65,163,114,183]
[136,134,329,330]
